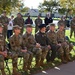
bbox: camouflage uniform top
[57,30,65,43]
[35,18,42,27]
[9,34,22,51]
[46,30,57,44]
[13,17,24,27]
[22,32,36,50]
[0,33,7,51]
[0,15,9,25]
[70,19,75,28]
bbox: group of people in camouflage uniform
[0,11,74,75]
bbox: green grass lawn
[4,28,75,75]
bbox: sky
[23,0,44,9]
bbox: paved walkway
[34,61,75,75]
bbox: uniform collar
[50,30,55,33]
[26,32,32,36]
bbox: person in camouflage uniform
[35,24,50,66]
[57,24,71,63]
[70,16,75,38]
[22,24,42,68]
[13,13,24,35]
[0,11,9,38]
[58,16,69,34]
[35,15,42,33]
[9,25,29,75]
[0,23,7,75]
[46,23,64,63]
[58,16,67,28]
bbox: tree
[58,8,68,15]
[21,7,30,12]
[0,0,24,14]
[38,0,59,14]
[59,0,75,15]
[38,3,45,14]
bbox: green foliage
[59,0,75,15]
[58,8,67,14]
[0,0,23,14]
[38,0,59,13]
[21,7,30,12]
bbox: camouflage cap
[0,23,4,28]
[50,23,55,26]
[26,24,32,28]
[13,25,22,29]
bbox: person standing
[58,16,69,34]
[13,13,24,35]
[35,15,42,33]
[58,16,69,28]
[0,10,9,38]
[70,16,75,38]
[25,15,33,25]
[11,15,14,21]
[7,16,14,39]
[44,13,53,26]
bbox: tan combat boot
[66,54,71,62]
[61,55,67,64]
[27,64,31,70]
[35,60,40,68]
[40,59,44,66]
[23,64,28,71]
[12,67,22,75]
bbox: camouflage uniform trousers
[68,43,73,52]
[40,46,49,65]
[0,54,7,75]
[0,55,4,69]
[61,42,70,55]
[57,45,64,57]
[3,25,7,38]
[58,42,70,59]
[8,50,29,70]
[70,28,75,38]
[32,47,42,67]
[35,26,39,33]
[26,49,33,69]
